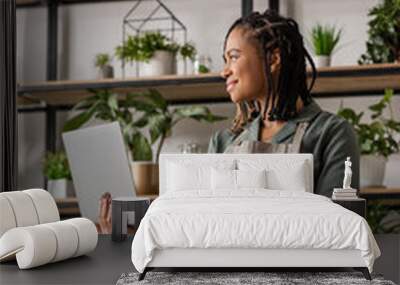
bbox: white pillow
[211,168,267,191]
[166,160,236,192]
[267,162,307,192]
[237,159,308,192]
[167,162,209,191]
[211,168,236,190]
[236,169,267,189]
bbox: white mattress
[131,190,380,273]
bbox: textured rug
[116,271,396,285]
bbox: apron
[224,122,309,154]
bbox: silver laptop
[62,122,136,222]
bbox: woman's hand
[97,192,112,234]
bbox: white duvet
[131,190,380,273]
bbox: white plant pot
[47,179,74,199]
[360,155,387,188]
[314,55,331,68]
[140,50,176,77]
[130,161,159,195]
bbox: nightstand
[111,197,151,242]
[332,198,366,218]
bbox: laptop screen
[63,122,136,222]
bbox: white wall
[16,0,400,189]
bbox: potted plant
[180,42,197,62]
[126,89,225,195]
[43,151,74,199]
[115,31,196,77]
[95,53,114,79]
[180,42,199,73]
[337,88,400,187]
[359,0,400,64]
[126,89,225,162]
[63,88,225,195]
[193,55,212,74]
[310,23,342,68]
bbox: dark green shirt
[208,101,360,197]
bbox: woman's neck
[257,96,304,124]
[256,96,304,141]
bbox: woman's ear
[270,48,281,74]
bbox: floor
[0,235,134,285]
[1,234,398,284]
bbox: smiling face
[221,27,267,103]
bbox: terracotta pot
[360,155,387,188]
[131,162,159,195]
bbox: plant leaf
[133,115,148,128]
[63,102,98,132]
[124,95,157,113]
[148,114,170,143]
[130,132,152,161]
[71,94,98,111]
[147,89,168,111]
[108,94,118,111]
[174,106,227,122]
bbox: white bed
[131,154,380,280]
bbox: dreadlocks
[225,10,317,134]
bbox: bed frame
[138,154,371,281]
[140,248,371,280]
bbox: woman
[208,10,359,197]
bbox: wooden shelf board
[359,187,400,201]
[360,187,400,195]
[18,73,226,106]
[17,64,400,106]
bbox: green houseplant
[115,32,196,76]
[337,88,400,186]
[94,53,114,79]
[367,201,400,234]
[124,89,225,162]
[63,88,152,161]
[43,151,74,198]
[95,53,111,68]
[310,23,342,67]
[359,0,400,64]
[63,88,225,194]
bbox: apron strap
[225,121,309,154]
[287,122,309,153]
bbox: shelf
[360,187,400,200]
[17,63,400,107]
[18,73,225,106]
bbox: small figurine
[342,157,352,189]
[332,157,357,199]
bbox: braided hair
[225,10,316,134]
